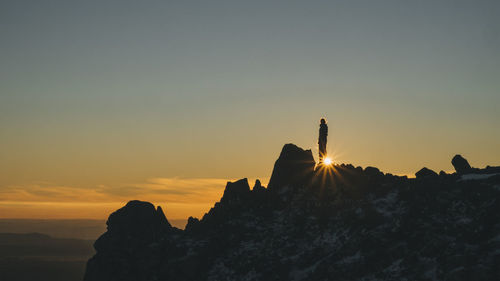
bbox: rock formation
[452,154,473,174]
[85,201,176,281]
[84,145,500,281]
[267,143,315,192]
[415,167,438,178]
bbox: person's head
[320,118,326,124]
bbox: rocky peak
[221,178,251,203]
[415,167,438,179]
[252,179,265,192]
[184,216,200,232]
[267,143,315,191]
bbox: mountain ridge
[84,143,500,281]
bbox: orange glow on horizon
[0,177,269,220]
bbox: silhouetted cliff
[84,144,500,281]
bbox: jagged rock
[267,143,315,191]
[252,179,265,192]
[415,167,438,178]
[85,144,500,281]
[156,206,169,226]
[341,163,355,170]
[184,216,200,232]
[452,154,472,174]
[221,178,251,203]
[197,179,258,228]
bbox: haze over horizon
[1,0,499,220]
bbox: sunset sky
[1,0,499,221]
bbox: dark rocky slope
[85,144,500,281]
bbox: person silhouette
[318,118,328,163]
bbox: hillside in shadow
[0,233,94,281]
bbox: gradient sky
[1,0,499,221]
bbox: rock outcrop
[220,178,251,203]
[415,167,438,178]
[84,201,175,281]
[267,143,315,192]
[252,179,265,192]
[452,154,472,174]
[84,145,500,281]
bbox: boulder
[94,201,171,252]
[452,155,472,174]
[85,201,172,281]
[107,200,170,233]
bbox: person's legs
[319,140,326,162]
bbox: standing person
[318,118,328,163]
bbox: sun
[323,157,332,165]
